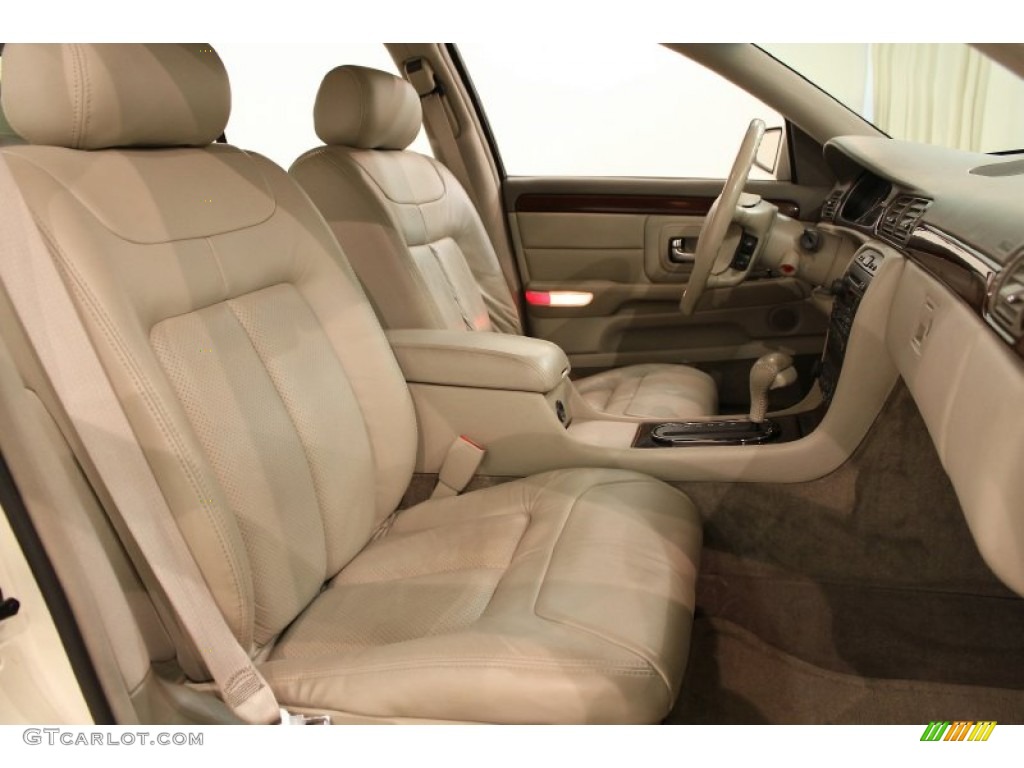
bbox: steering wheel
[680,118,766,315]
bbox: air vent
[821,189,843,221]
[878,195,931,244]
[990,256,1024,338]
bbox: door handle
[668,237,696,265]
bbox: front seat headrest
[314,65,422,151]
[1,43,230,150]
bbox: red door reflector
[524,290,594,307]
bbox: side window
[457,43,783,180]
[216,43,432,168]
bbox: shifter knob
[749,352,797,423]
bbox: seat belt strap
[404,57,524,332]
[0,156,281,725]
[408,62,476,209]
[431,435,486,499]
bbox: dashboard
[819,136,1024,362]
[812,135,1024,597]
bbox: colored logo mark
[920,721,996,742]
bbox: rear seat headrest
[314,65,421,151]
[1,44,230,150]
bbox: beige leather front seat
[0,44,702,724]
[290,65,718,421]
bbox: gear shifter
[646,352,797,447]
[749,352,797,423]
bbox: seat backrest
[0,44,417,656]
[291,65,522,335]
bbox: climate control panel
[820,249,884,402]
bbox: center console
[391,244,903,481]
[631,251,886,449]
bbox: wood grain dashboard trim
[906,225,1024,363]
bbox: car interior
[0,42,1021,726]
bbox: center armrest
[386,330,570,393]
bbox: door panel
[516,211,646,282]
[525,278,827,364]
[506,177,833,407]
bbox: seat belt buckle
[431,435,486,499]
[279,708,331,725]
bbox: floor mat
[670,617,1024,724]
[696,552,1024,690]
[672,382,1024,723]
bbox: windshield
[759,43,1024,154]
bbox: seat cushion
[576,364,718,420]
[261,468,702,723]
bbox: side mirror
[754,125,784,176]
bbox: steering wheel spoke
[680,119,769,315]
